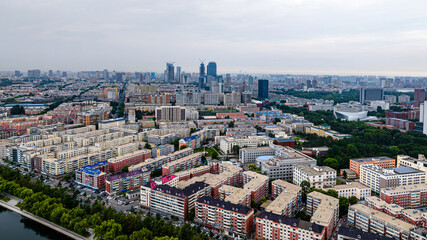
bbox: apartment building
[174,165,211,181]
[397,155,427,181]
[140,181,211,220]
[360,164,426,194]
[151,144,174,158]
[218,136,272,154]
[75,161,108,190]
[329,182,371,200]
[239,146,275,164]
[129,148,194,172]
[293,164,336,189]
[98,118,125,130]
[105,170,150,195]
[307,191,339,238]
[380,184,427,209]
[243,171,269,203]
[350,156,395,177]
[107,149,152,173]
[162,152,202,175]
[219,185,252,207]
[195,196,254,237]
[348,204,414,240]
[155,106,186,122]
[258,146,317,180]
[255,211,326,240]
[338,226,394,240]
[268,180,302,216]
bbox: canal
[0,206,73,240]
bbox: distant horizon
[3,68,427,79]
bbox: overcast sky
[1,0,427,76]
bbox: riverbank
[0,197,90,240]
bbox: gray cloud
[1,0,427,76]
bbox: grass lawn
[194,147,216,157]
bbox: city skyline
[1,0,427,76]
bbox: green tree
[188,207,195,221]
[10,105,25,115]
[342,170,347,179]
[300,180,311,192]
[94,219,122,240]
[228,121,234,128]
[232,145,241,154]
[144,143,152,149]
[180,145,188,150]
[129,228,153,240]
[121,165,130,173]
[349,196,358,205]
[323,158,339,170]
[212,152,219,159]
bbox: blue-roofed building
[179,135,200,149]
[75,161,109,190]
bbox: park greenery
[275,103,427,169]
[275,89,359,103]
[0,166,209,240]
[10,105,26,115]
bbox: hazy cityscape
[2,1,427,240]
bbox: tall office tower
[103,69,109,80]
[199,62,205,78]
[414,89,426,103]
[62,72,67,78]
[312,79,318,88]
[199,77,205,89]
[258,79,269,100]
[48,70,53,77]
[207,62,217,77]
[116,72,126,82]
[248,75,253,86]
[27,69,41,78]
[359,88,384,104]
[166,63,174,82]
[176,66,181,83]
[14,71,21,77]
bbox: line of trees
[0,166,208,240]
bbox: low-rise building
[195,196,254,237]
[397,155,427,181]
[380,184,427,209]
[350,156,396,177]
[266,180,302,217]
[140,181,211,220]
[293,164,336,189]
[105,170,150,195]
[218,185,252,207]
[307,191,339,238]
[218,136,272,154]
[242,171,269,203]
[107,149,152,173]
[305,124,352,140]
[329,182,371,200]
[162,153,203,175]
[239,146,275,164]
[258,146,317,180]
[151,144,174,158]
[360,164,426,194]
[348,204,415,240]
[255,211,326,240]
[338,226,394,240]
[75,161,108,190]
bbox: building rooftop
[149,181,209,198]
[330,182,370,191]
[351,156,394,163]
[257,211,324,234]
[197,196,252,215]
[361,164,423,176]
[272,179,302,193]
[350,204,415,232]
[265,190,300,215]
[106,170,145,182]
[338,226,394,240]
[381,183,427,195]
[294,164,336,176]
